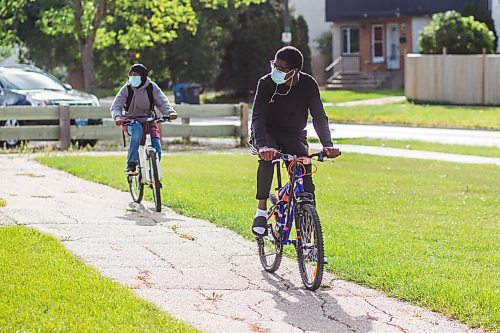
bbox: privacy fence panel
[405,54,500,105]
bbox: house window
[342,27,360,55]
[372,25,384,63]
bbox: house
[325,0,492,89]
[492,0,500,52]
[289,0,331,84]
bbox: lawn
[0,226,198,332]
[37,153,500,331]
[327,138,500,158]
[326,103,500,130]
[320,89,404,104]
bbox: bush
[419,10,494,54]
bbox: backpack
[124,83,154,113]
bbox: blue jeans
[127,122,162,166]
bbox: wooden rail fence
[0,103,249,150]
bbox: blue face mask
[128,75,141,88]
[271,67,294,85]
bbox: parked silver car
[0,65,100,148]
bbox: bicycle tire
[296,203,324,291]
[128,170,144,203]
[148,150,162,212]
[257,196,283,272]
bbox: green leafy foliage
[462,2,498,50]
[419,10,495,54]
[315,30,333,63]
[216,0,313,94]
[0,0,34,57]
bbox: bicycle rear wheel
[257,199,283,272]
[148,150,162,212]
[128,170,144,203]
[296,203,324,291]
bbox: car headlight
[26,95,46,106]
[90,94,100,106]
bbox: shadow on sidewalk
[117,202,184,226]
[262,271,372,332]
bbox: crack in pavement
[317,292,357,332]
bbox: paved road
[0,155,484,333]
[309,143,500,166]
[182,119,500,147]
[326,124,500,147]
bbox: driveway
[0,155,484,333]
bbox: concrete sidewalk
[0,155,484,333]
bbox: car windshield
[0,70,66,91]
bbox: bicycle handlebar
[272,150,337,164]
[122,115,172,126]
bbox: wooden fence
[0,104,249,150]
[405,54,500,105]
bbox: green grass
[324,138,500,158]
[0,226,198,332]
[320,89,404,104]
[0,198,5,207]
[326,103,500,130]
[95,87,120,98]
[37,153,500,331]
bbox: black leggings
[256,133,315,200]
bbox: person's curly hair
[275,46,303,71]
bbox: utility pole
[282,0,292,45]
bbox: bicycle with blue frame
[256,150,336,290]
[123,114,170,212]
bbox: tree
[291,15,312,74]
[0,0,34,57]
[419,10,494,54]
[462,2,498,50]
[37,1,198,93]
[315,31,333,64]
[216,0,312,94]
[36,0,263,93]
[16,0,80,72]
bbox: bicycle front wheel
[148,150,162,212]
[257,197,283,272]
[296,203,324,291]
[128,171,144,203]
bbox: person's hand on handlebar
[115,117,124,126]
[323,146,341,159]
[168,111,178,121]
[259,147,277,161]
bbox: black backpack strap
[146,83,154,111]
[124,85,134,112]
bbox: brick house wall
[332,17,414,73]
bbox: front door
[386,23,400,69]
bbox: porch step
[326,72,392,90]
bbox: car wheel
[0,119,24,149]
[72,139,98,148]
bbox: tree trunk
[80,39,97,93]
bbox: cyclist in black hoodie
[250,46,341,236]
